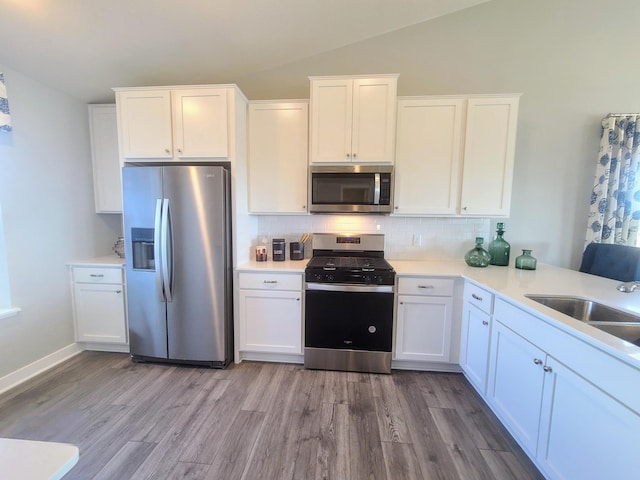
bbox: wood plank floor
[0,352,544,479]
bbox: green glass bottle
[464,237,491,267]
[488,222,510,266]
[515,249,537,270]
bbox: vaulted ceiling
[0,0,490,103]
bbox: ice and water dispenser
[131,228,155,270]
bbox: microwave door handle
[374,173,381,204]
[154,199,165,302]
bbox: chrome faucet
[617,281,640,293]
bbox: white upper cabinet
[394,94,520,217]
[88,104,122,213]
[115,86,230,161]
[460,96,519,216]
[309,75,398,164]
[394,98,464,215]
[248,101,308,214]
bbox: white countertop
[392,259,640,366]
[0,438,79,480]
[236,259,309,273]
[68,255,125,267]
[236,257,640,368]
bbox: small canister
[255,246,267,262]
[290,242,304,260]
[272,238,286,261]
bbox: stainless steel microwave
[309,165,394,214]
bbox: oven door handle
[305,282,394,293]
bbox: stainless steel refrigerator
[122,164,233,367]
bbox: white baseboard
[0,343,84,395]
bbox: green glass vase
[488,222,510,266]
[515,249,537,270]
[465,237,491,267]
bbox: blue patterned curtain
[585,115,640,246]
[0,73,11,133]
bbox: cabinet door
[73,283,127,344]
[460,302,492,395]
[487,320,545,457]
[537,357,640,480]
[460,96,519,216]
[395,295,453,363]
[117,90,173,159]
[89,105,122,213]
[309,78,353,163]
[248,101,308,213]
[394,98,463,214]
[172,88,228,158]
[351,77,397,163]
[239,289,302,354]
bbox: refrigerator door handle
[161,198,173,302]
[154,199,165,302]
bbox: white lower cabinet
[70,264,127,348]
[488,298,640,480]
[487,320,546,457]
[238,272,303,357]
[394,277,456,368]
[460,290,494,395]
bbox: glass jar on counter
[465,237,491,268]
[515,249,537,270]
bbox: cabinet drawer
[73,267,123,284]
[238,272,302,291]
[397,277,454,296]
[464,282,493,314]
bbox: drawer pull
[471,293,483,301]
[418,285,434,289]
[482,320,489,326]
[296,298,300,301]
[533,358,543,365]
[116,290,122,294]
[90,274,105,278]
[543,365,553,373]
[263,280,278,284]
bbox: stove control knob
[314,273,323,282]
[326,274,334,282]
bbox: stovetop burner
[305,233,395,285]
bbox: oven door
[304,283,394,373]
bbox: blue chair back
[579,243,640,282]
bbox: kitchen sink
[525,294,640,346]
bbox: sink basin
[525,294,640,346]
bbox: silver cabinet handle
[533,358,543,365]
[471,293,483,301]
[165,148,171,154]
[263,280,278,284]
[353,153,357,158]
[177,148,182,154]
[462,206,468,211]
[482,320,489,326]
[543,365,553,373]
[346,153,351,157]
[418,285,434,289]
[296,298,300,301]
[116,290,122,294]
[90,274,104,278]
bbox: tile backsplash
[256,215,490,260]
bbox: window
[0,202,20,318]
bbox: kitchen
[1,0,640,479]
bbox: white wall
[236,0,640,268]
[0,64,121,378]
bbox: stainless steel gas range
[304,233,396,374]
